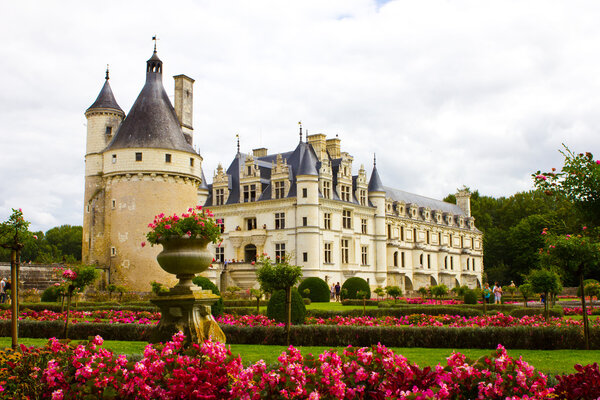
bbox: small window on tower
[165,154,172,163]
[190,158,194,167]
[135,152,142,162]
[303,252,308,262]
[105,126,112,135]
[112,154,117,164]
[302,188,308,198]
[111,247,116,257]
[111,199,116,209]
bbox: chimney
[173,74,195,145]
[455,187,471,217]
[326,137,341,159]
[307,133,327,160]
[253,148,268,157]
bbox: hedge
[223,307,263,315]
[298,277,331,303]
[3,321,599,350]
[342,299,380,307]
[223,298,311,307]
[341,277,370,300]
[510,307,564,318]
[306,306,483,319]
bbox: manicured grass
[3,337,597,376]
[305,302,379,311]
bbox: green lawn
[2,337,596,376]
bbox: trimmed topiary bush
[192,276,224,317]
[267,288,306,325]
[41,286,61,303]
[298,277,330,303]
[464,289,477,305]
[341,277,370,300]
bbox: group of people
[483,281,516,304]
[0,277,12,304]
[330,282,341,302]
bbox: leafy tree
[533,145,600,227]
[256,254,302,345]
[249,288,263,314]
[44,225,82,261]
[430,284,448,300]
[519,283,534,307]
[356,290,368,314]
[385,286,402,303]
[58,265,99,338]
[526,268,561,321]
[373,287,385,300]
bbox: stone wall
[0,262,61,291]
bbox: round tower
[83,67,125,265]
[368,156,387,286]
[99,48,203,291]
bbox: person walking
[483,283,492,304]
[335,282,341,302]
[0,278,5,304]
[493,282,502,304]
[330,283,335,300]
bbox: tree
[584,282,600,312]
[356,290,368,315]
[542,229,600,349]
[45,225,83,261]
[256,254,302,345]
[385,286,402,303]
[373,287,385,300]
[533,146,600,227]
[0,208,33,349]
[519,283,534,307]
[526,268,561,321]
[430,284,448,301]
[58,265,99,338]
[250,288,263,314]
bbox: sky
[1,0,599,232]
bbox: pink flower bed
[563,307,598,316]
[0,309,160,325]
[383,298,462,305]
[3,332,561,399]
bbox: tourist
[483,283,492,303]
[0,278,5,303]
[335,282,341,302]
[493,282,502,304]
[330,283,335,300]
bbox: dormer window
[135,152,142,162]
[215,188,225,205]
[341,185,351,202]
[274,181,285,199]
[322,181,331,199]
[243,184,257,202]
[359,189,366,206]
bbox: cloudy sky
[1,0,599,232]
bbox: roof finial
[152,35,159,53]
[298,121,302,143]
[374,153,377,167]
[105,64,110,80]
[306,129,309,143]
[236,133,240,154]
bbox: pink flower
[33,234,38,240]
[583,226,587,230]
[596,160,600,164]
[164,224,171,230]
[51,389,64,400]
[141,242,146,248]
[62,269,77,280]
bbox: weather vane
[152,35,159,52]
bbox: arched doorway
[244,244,257,262]
[454,278,460,288]
[404,276,414,291]
[429,276,437,286]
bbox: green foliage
[40,286,62,302]
[256,255,303,293]
[69,265,99,292]
[297,277,330,303]
[44,225,82,261]
[417,287,429,298]
[192,276,224,317]
[527,269,561,296]
[430,284,448,298]
[373,287,385,299]
[452,285,469,297]
[145,207,222,245]
[519,283,535,305]
[266,288,306,325]
[341,277,371,300]
[385,286,402,302]
[0,208,31,251]
[509,307,564,318]
[463,289,478,304]
[150,281,169,295]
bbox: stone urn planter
[151,236,226,344]
[156,237,213,294]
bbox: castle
[83,47,483,292]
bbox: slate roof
[87,75,123,113]
[367,165,384,192]
[105,51,196,154]
[384,186,465,215]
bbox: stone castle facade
[83,49,483,292]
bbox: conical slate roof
[368,164,384,192]
[87,71,123,113]
[105,51,195,154]
[294,142,319,176]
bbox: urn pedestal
[150,237,226,344]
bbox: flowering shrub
[145,206,222,245]
[553,362,600,400]
[0,333,566,399]
[0,309,160,325]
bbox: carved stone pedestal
[150,288,226,345]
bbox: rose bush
[145,206,222,246]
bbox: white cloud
[1,0,599,231]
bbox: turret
[455,187,471,217]
[368,155,387,285]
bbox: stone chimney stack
[326,137,341,159]
[307,133,327,160]
[173,74,194,145]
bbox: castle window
[387,224,391,239]
[302,188,308,198]
[165,154,172,163]
[401,252,405,268]
[324,213,331,230]
[111,247,116,257]
[426,231,430,244]
[361,246,368,266]
[472,258,476,271]
[302,216,307,226]
[112,154,117,164]
[105,126,112,135]
[190,158,194,167]
[401,226,404,241]
[247,166,252,176]
[341,185,351,202]
[243,184,256,202]
[215,188,225,205]
[361,219,367,234]
[322,181,331,199]
[413,228,417,242]
[275,212,285,229]
[466,258,470,270]
[111,199,116,209]
[275,243,286,260]
[393,251,398,267]
[217,219,225,233]
[419,254,423,267]
[341,239,349,263]
[135,152,142,162]
[324,242,332,263]
[303,252,308,262]
[427,254,431,269]
[86,204,90,213]
[450,256,454,270]
[215,247,224,263]
[342,209,352,229]
[274,181,285,199]
[359,190,366,206]
[245,217,257,230]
